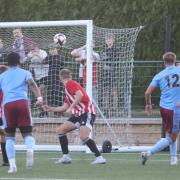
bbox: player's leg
[21,130,35,169]
[5,130,17,173]
[101,77,110,118]
[0,118,9,166]
[141,107,174,165]
[170,106,180,165]
[55,119,76,164]
[38,83,48,117]
[3,102,17,173]
[17,99,35,169]
[79,113,106,164]
[0,131,9,166]
[170,140,177,165]
[142,135,173,164]
[112,85,118,117]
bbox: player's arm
[75,56,86,63]
[43,103,69,112]
[66,90,83,114]
[71,45,86,57]
[93,51,100,62]
[36,50,47,60]
[27,78,43,106]
[22,51,33,63]
[145,85,155,114]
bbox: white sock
[9,158,16,167]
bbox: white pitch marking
[0,178,72,180]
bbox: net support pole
[164,15,172,53]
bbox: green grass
[0,152,179,180]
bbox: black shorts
[68,112,96,129]
[36,76,48,86]
[0,117,3,126]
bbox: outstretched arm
[74,56,86,63]
[27,78,43,106]
[71,45,86,57]
[43,103,69,113]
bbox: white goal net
[0,21,142,151]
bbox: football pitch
[0,152,179,180]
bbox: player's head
[7,52,20,67]
[59,69,72,82]
[163,52,176,66]
[13,28,23,40]
[30,44,39,53]
[105,33,115,47]
[0,65,8,74]
[48,43,59,55]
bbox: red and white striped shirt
[64,79,96,117]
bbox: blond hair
[163,52,176,65]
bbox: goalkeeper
[43,68,106,165]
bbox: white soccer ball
[53,33,66,46]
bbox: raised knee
[57,126,67,135]
[80,135,88,142]
[171,136,177,142]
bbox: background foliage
[0,0,180,60]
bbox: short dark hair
[0,65,8,73]
[7,52,20,66]
[59,69,72,79]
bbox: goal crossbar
[0,20,144,152]
[0,20,93,28]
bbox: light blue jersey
[150,65,180,109]
[0,66,32,105]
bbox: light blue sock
[6,137,15,159]
[150,136,172,155]
[170,140,177,157]
[24,136,35,150]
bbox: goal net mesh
[0,21,142,151]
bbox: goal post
[0,20,144,152]
[85,20,93,101]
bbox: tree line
[0,0,179,60]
